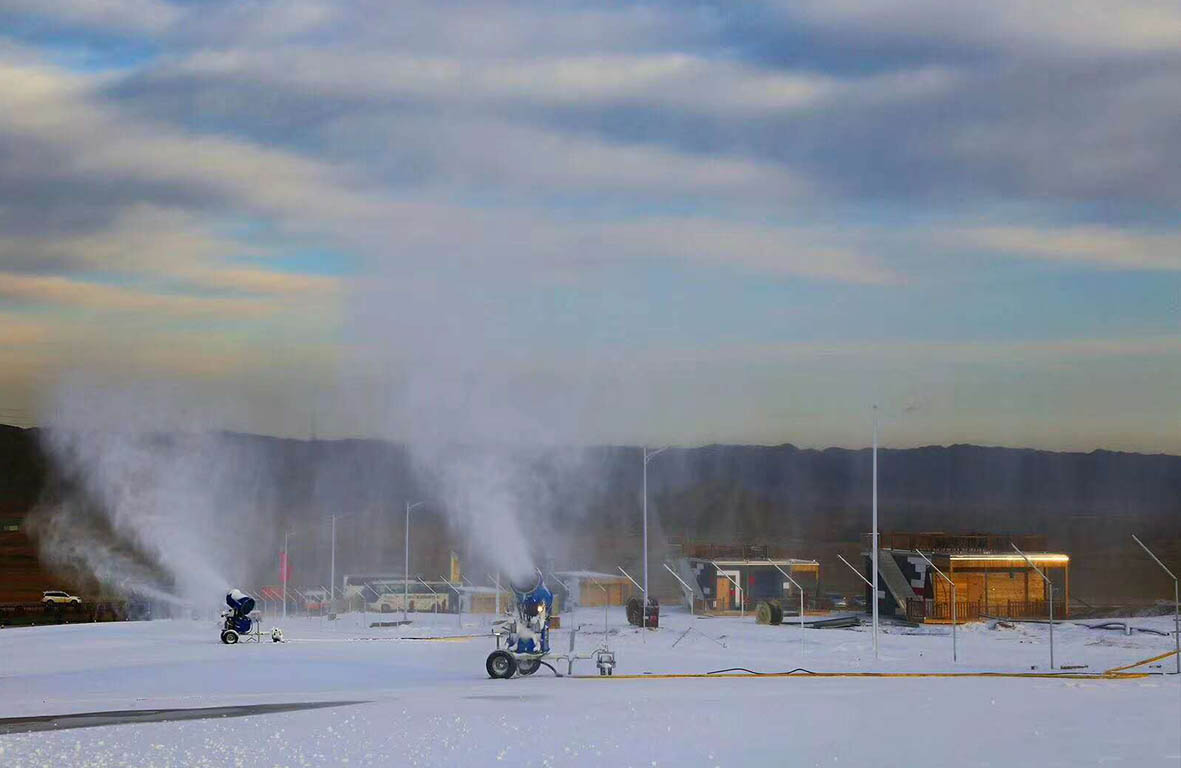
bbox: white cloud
[951,226,1181,271]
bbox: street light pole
[404,501,425,623]
[642,446,669,629]
[1132,534,1180,675]
[871,405,880,661]
[330,515,336,605]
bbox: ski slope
[1,608,1178,766]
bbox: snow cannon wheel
[486,650,517,679]
[516,658,540,676]
[220,629,239,645]
[770,602,784,625]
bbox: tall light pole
[330,515,336,605]
[642,446,669,629]
[404,500,425,623]
[871,405,880,660]
[1132,534,1180,674]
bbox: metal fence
[907,598,1067,622]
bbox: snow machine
[220,589,283,644]
[487,569,553,679]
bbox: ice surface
[1,608,1179,766]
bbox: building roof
[948,553,1069,563]
[553,570,631,581]
[708,559,819,567]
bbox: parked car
[41,590,82,605]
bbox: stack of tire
[625,596,659,628]
[756,600,784,625]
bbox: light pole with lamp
[404,501,426,623]
[642,446,669,629]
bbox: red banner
[279,551,290,583]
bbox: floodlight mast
[871,405,880,661]
[914,549,957,662]
[765,559,806,652]
[404,501,425,622]
[1011,543,1054,670]
[1131,534,1181,674]
[642,446,669,629]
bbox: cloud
[0,272,280,316]
[786,0,1181,56]
[951,226,1181,271]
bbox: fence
[907,598,1067,622]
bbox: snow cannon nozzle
[225,589,255,616]
[509,568,543,596]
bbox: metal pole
[330,515,336,605]
[641,446,668,631]
[766,560,806,653]
[642,447,648,630]
[872,404,879,660]
[283,530,289,619]
[1012,543,1053,669]
[404,501,410,623]
[662,562,696,614]
[441,576,462,628]
[617,565,642,591]
[1132,534,1180,674]
[914,548,956,662]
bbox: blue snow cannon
[486,569,553,679]
[221,589,256,644]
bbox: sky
[0,0,1179,452]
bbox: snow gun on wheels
[487,569,553,679]
[220,589,283,645]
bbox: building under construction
[864,532,1070,622]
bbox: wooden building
[864,532,1070,622]
[553,571,631,608]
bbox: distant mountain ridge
[2,424,1178,603]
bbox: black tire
[626,597,642,626]
[517,658,540,676]
[487,650,517,679]
[220,629,239,645]
[770,602,784,625]
[756,602,773,624]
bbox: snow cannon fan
[220,589,256,644]
[486,568,554,678]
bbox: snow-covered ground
[2,608,1179,766]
